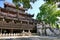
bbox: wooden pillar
[21,21,22,24]
[33,23,35,25]
[1,29,2,33]
[3,18,5,21]
[16,10,19,18]
[12,20,14,23]
[10,29,13,33]
[28,30,31,36]
[0,8,1,12]
[22,30,25,36]
[22,30,24,33]
[28,21,29,24]
[28,30,31,33]
[6,11,9,17]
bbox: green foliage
[13,0,37,9]
[37,2,60,28]
[44,0,60,2]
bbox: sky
[0,0,44,19]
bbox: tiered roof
[4,2,34,17]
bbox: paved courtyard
[0,36,60,40]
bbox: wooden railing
[0,33,37,37]
[0,21,35,30]
[0,12,38,23]
[0,33,21,37]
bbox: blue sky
[0,0,44,19]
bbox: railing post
[21,21,22,24]
[22,30,25,36]
[3,18,5,21]
[28,30,31,36]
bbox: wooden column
[12,20,14,23]
[28,30,31,36]
[22,30,25,33]
[10,29,13,33]
[16,10,19,18]
[7,11,9,17]
[1,28,2,33]
[22,30,25,36]
[33,23,34,25]
[21,21,22,24]
[0,8,1,12]
[3,18,5,21]
[28,21,29,24]
[28,30,31,33]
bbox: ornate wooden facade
[0,2,39,34]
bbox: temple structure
[0,2,39,36]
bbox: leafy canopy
[37,2,60,28]
[44,0,60,2]
[13,0,37,9]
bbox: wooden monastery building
[0,2,39,35]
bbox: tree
[37,2,60,28]
[12,0,37,21]
[44,0,60,3]
[13,0,37,9]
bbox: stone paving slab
[0,36,60,40]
